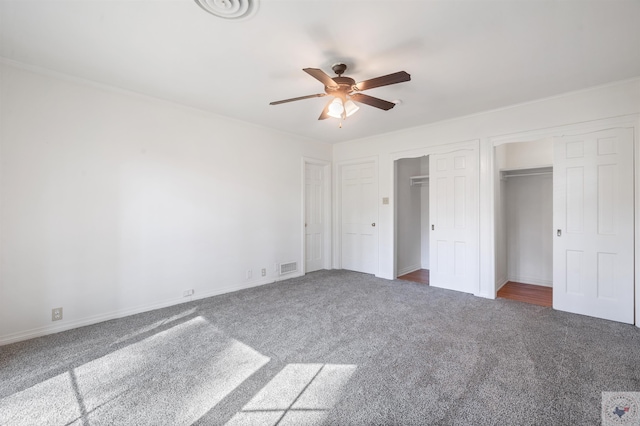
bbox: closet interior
[494,139,553,306]
[395,156,430,284]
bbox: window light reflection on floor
[226,363,357,426]
[111,307,198,346]
[0,316,270,426]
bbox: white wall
[333,77,640,299]
[395,157,422,275]
[505,174,553,286]
[498,139,553,170]
[0,62,332,344]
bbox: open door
[429,148,479,293]
[553,128,634,323]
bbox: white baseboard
[397,264,422,277]
[0,275,299,346]
[475,292,496,300]
[496,277,509,291]
[507,275,553,287]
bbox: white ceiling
[2,0,640,144]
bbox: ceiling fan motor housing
[325,76,357,98]
[325,63,356,99]
[331,63,347,76]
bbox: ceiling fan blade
[269,93,327,105]
[350,93,396,111]
[355,71,411,91]
[318,98,333,120]
[303,68,339,88]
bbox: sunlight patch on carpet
[0,316,270,425]
[226,363,357,426]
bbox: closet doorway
[494,140,554,307]
[494,127,635,323]
[395,156,430,284]
[394,143,479,294]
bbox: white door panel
[553,128,634,323]
[341,162,378,274]
[429,149,479,293]
[305,163,324,273]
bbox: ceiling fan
[269,63,410,120]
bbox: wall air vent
[194,0,259,20]
[279,262,298,275]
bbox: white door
[429,149,479,293]
[305,163,324,273]
[553,128,634,324]
[341,162,378,274]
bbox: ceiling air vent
[194,0,258,20]
[279,262,297,276]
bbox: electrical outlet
[261,268,266,277]
[246,269,252,279]
[183,289,194,297]
[52,307,63,322]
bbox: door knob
[372,223,376,227]
[557,229,561,237]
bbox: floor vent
[279,262,298,275]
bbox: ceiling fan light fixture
[327,98,344,118]
[344,99,359,117]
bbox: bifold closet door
[429,149,479,294]
[553,128,634,324]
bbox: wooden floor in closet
[497,281,552,307]
[397,269,429,285]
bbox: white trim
[490,114,639,146]
[389,139,479,162]
[496,277,509,292]
[479,137,496,299]
[635,116,640,328]
[0,275,297,346]
[397,265,422,277]
[507,276,553,288]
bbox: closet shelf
[409,175,429,186]
[501,166,553,179]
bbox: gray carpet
[1,270,639,425]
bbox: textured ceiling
[2,0,640,143]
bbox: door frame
[302,157,332,273]
[334,156,379,271]
[488,114,640,325]
[389,139,480,292]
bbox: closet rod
[503,171,552,178]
